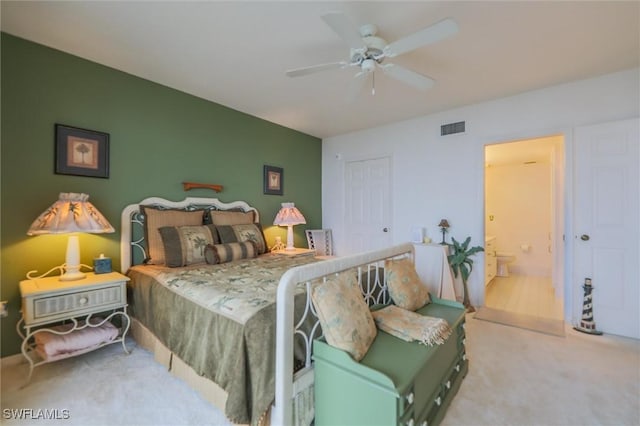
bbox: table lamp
[438,219,450,245]
[273,202,306,250]
[27,192,115,281]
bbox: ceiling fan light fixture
[362,59,376,73]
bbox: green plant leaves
[447,236,484,282]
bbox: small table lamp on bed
[273,202,306,251]
[27,192,115,281]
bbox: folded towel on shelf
[34,317,119,360]
[371,305,452,346]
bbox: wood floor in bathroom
[485,275,563,321]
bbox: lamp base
[285,225,296,251]
[59,270,87,281]
[61,235,87,281]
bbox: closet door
[574,118,639,338]
[344,156,392,254]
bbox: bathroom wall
[485,161,552,276]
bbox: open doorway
[483,135,565,322]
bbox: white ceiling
[1,1,638,139]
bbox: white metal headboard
[120,196,259,272]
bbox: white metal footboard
[272,243,415,426]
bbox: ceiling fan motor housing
[350,33,387,65]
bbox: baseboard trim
[1,353,26,368]
[474,307,565,337]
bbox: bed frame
[120,197,414,425]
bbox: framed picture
[55,124,110,178]
[263,165,283,195]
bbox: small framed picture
[263,165,283,195]
[55,124,110,178]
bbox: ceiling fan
[286,12,459,97]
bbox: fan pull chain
[372,71,376,95]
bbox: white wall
[322,68,639,322]
[485,161,552,276]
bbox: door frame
[478,127,573,323]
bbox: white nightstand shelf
[17,272,131,383]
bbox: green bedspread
[127,252,319,424]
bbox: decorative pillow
[158,224,219,267]
[208,210,255,226]
[204,241,258,264]
[385,258,431,311]
[311,273,377,361]
[141,206,205,265]
[217,223,267,254]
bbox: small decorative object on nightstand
[17,271,131,383]
[270,236,286,252]
[93,253,112,274]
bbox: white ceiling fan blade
[346,72,369,102]
[380,63,435,91]
[384,18,459,58]
[321,12,365,50]
[286,61,348,78]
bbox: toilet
[496,252,516,277]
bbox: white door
[345,157,392,254]
[574,118,639,338]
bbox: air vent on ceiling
[441,121,465,136]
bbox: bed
[120,196,415,425]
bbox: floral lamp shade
[273,202,306,250]
[28,193,114,235]
[27,193,114,281]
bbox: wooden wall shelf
[182,182,223,193]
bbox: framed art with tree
[263,165,283,195]
[55,124,110,178]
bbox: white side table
[413,243,457,301]
[17,272,131,383]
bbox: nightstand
[17,272,131,382]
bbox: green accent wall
[0,33,322,357]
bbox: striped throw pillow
[205,241,258,264]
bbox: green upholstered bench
[313,297,467,426]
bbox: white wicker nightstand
[17,272,131,383]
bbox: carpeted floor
[2,315,639,425]
[474,306,566,337]
[1,338,232,425]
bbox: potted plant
[447,236,484,313]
